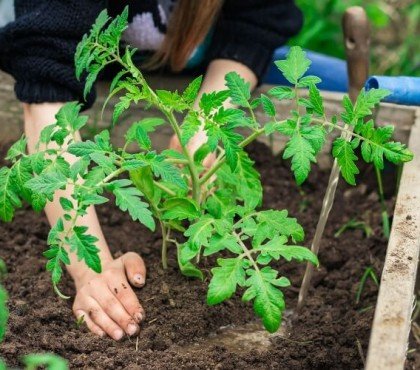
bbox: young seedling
[0,272,7,344]
[356,266,379,304]
[374,166,391,238]
[0,9,413,332]
[334,218,374,238]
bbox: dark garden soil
[0,141,418,370]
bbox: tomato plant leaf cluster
[0,9,413,332]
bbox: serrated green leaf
[149,155,187,189]
[301,125,326,154]
[298,75,322,87]
[59,197,73,211]
[332,137,359,185]
[275,46,311,85]
[255,210,304,243]
[162,197,200,221]
[68,141,102,157]
[207,258,246,305]
[70,158,90,181]
[199,90,230,115]
[255,235,318,265]
[213,107,245,126]
[180,111,201,146]
[10,157,33,204]
[225,72,251,107]
[283,132,316,185]
[156,90,188,111]
[268,86,295,100]
[55,102,88,131]
[260,94,276,117]
[25,171,67,195]
[84,64,102,99]
[6,135,27,161]
[0,167,21,221]
[113,95,131,124]
[353,88,390,120]
[243,267,285,332]
[39,124,57,144]
[182,75,203,104]
[307,84,324,116]
[44,246,70,284]
[79,192,109,207]
[68,226,101,273]
[204,234,242,256]
[31,192,47,212]
[233,151,262,210]
[184,215,214,247]
[110,181,155,231]
[221,128,242,171]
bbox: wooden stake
[297,6,370,310]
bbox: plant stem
[164,110,201,203]
[160,221,168,269]
[374,165,390,238]
[165,158,189,165]
[199,127,266,185]
[153,180,177,197]
[233,231,260,273]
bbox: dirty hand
[72,252,146,340]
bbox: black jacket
[0,0,303,109]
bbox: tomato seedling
[0,9,413,332]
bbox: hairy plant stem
[160,221,169,269]
[163,110,201,203]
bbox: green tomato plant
[0,9,413,333]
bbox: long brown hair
[144,0,224,71]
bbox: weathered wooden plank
[366,108,420,370]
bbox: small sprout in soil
[356,267,379,304]
[0,8,413,332]
[0,276,8,343]
[334,218,374,238]
[0,259,6,280]
[75,314,85,329]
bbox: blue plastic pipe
[263,46,348,92]
[365,76,420,106]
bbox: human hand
[72,252,146,340]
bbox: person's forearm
[184,59,258,153]
[198,59,257,104]
[23,103,113,284]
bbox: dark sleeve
[0,0,105,109]
[207,0,303,82]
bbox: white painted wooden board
[366,108,420,370]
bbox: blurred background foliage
[290,0,419,76]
